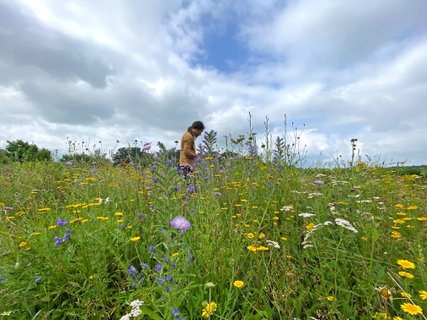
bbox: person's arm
[183,135,197,159]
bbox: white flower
[298,212,316,218]
[130,308,142,317]
[120,314,131,320]
[266,240,280,249]
[130,300,144,308]
[307,192,323,198]
[281,205,294,212]
[335,218,358,233]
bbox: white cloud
[0,0,426,165]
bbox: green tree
[5,140,52,162]
[112,147,154,166]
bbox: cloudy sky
[1,0,426,166]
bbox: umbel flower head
[170,216,191,230]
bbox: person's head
[190,121,205,137]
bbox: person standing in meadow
[179,121,204,176]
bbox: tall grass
[0,132,426,319]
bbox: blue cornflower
[64,229,71,241]
[128,265,139,276]
[54,236,63,246]
[155,264,162,272]
[57,219,68,226]
[141,262,148,269]
[172,309,180,316]
[35,277,42,284]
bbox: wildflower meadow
[0,128,426,319]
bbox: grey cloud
[20,81,115,125]
[0,1,115,88]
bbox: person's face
[192,128,203,138]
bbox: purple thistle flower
[170,216,191,231]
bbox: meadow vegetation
[0,127,426,319]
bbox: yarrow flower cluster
[120,300,144,320]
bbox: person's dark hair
[191,121,205,130]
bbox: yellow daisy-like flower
[326,296,336,302]
[257,246,269,251]
[393,316,403,320]
[247,245,257,252]
[401,302,423,315]
[391,231,401,238]
[258,233,266,239]
[130,236,141,242]
[114,212,123,216]
[280,236,287,241]
[202,301,217,318]
[397,259,415,269]
[306,223,315,231]
[233,280,244,288]
[38,207,51,212]
[400,292,412,298]
[18,241,27,247]
[417,217,427,221]
[394,203,405,209]
[419,290,427,300]
[393,219,405,224]
[246,233,255,239]
[398,271,414,279]
[406,205,418,210]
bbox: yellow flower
[391,231,401,238]
[393,317,403,320]
[407,205,418,210]
[400,292,412,298]
[400,302,423,315]
[114,211,123,216]
[38,207,51,212]
[419,290,427,300]
[246,233,255,239]
[393,219,405,224]
[130,236,141,242]
[204,156,214,161]
[397,259,415,269]
[233,280,244,288]
[395,203,405,209]
[48,225,57,229]
[306,223,315,231]
[171,252,179,257]
[326,296,336,302]
[398,271,414,279]
[280,237,287,241]
[96,216,109,221]
[202,301,217,318]
[258,233,265,239]
[257,246,269,251]
[18,241,27,247]
[247,245,257,252]
[417,217,427,221]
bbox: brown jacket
[179,130,197,167]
